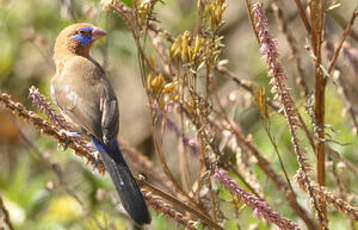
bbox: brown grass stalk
[293,0,311,33]
[141,188,199,230]
[328,9,358,74]
[140,179,224,230]
[149,108,214,223]
[215,169,301,230]
[272,1,310,99]
[329,10,358,42]
[251,3,326,229]
[296,170,358,221]
[308,2,328,226]
[210,117,318,230]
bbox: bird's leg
[85,142,102,169]
[58,129,82,150]
[92,149,101,170]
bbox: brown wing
[51,56,119,145]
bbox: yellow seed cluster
[147,74,178,101]
[136,0,155,25]
[169,31,224,71]
[204,0,227,31]
[169,31,205,65]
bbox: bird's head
[54,23,107,59]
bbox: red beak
[92,27,107,41]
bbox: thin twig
[329,10,358,42]
[150,109,213,221]
[293,0,311,33]
[328,9,358,74]
[272,1,310,99]
[141,187,199,230]
[215,169,301,230]
[140,180,224,230]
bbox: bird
[51,23,151,225]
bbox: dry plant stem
[320,0,326,46]
[296,170,358,221]
[297,112,316,152]
[147,22,175,43]
[207,172,217,222]
[0,92,104,172]
[251,4,325,229]
[309,1,327,226]
[140,180,224,230]
[198,134,218,222]
[0,195,14,230]
[262,119,296,205]
[239,134,318,230]
[215,169,301,230]
[327,9,358,74]
[211,118,318,230]
[195,137,204,205]
[140,188,199,230]
[329,11,358,42]
[293,0,311,33]
[210,77,264,199]
[272,1,310,98]
[179,76,190,192]
[150,117,213,221]
[244,0,259,43]
[271,1,316,151]
[148,31,170,74]
[154,105,200,156]
[226,163,263,199]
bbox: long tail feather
[93,138,151,225]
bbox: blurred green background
[0,0,358,229]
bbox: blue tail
[92,138,151,225]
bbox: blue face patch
[72,26,93,46]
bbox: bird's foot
[58,130,82,151]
